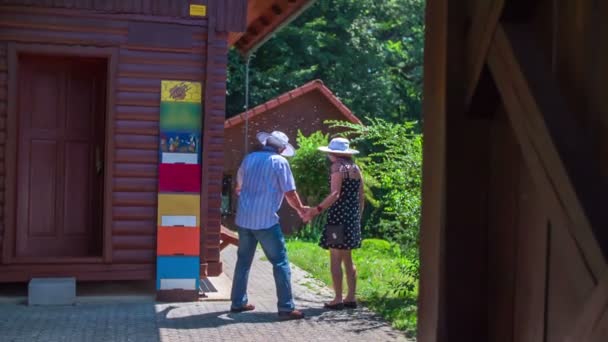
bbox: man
[230,131,308,320]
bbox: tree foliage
[227,0,425,123]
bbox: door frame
[4,43,117,264]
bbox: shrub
[289,130,330,241]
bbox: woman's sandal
[343,301,358,309]
[323,302,345,310]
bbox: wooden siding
[0,5,213,281]
[0,0,249,33]
[0,0,199,18]
[210,0,247,33]
[201,10,228,276]
[0,43,6,260]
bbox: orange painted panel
[157,227,200,256]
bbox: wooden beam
[419,0,475,340]
[465,0,505,108]
[513,159,549,342]
[487,24,607,279]
[566,272,608,341]
[418,0,449,340]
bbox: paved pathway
[0,246,411,341]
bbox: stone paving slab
[0,246,412,342]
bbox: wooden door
[15,55,106,259]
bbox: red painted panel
[158,163,201,193]
[157,227,200,256]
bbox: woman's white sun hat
[256,131,296,157]
[318,137,360,155]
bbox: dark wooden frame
[3,43,117,264]
[420,0,608,340]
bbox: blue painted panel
[156,256,200,290]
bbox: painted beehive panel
[156,256,200,290]
[157,194,200,226]
[157,227,200,256]
[160,132,200,153]
[159,101,202,132]
[158,164,201,193]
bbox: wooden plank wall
[0,5,212,281]
[0,0,196,18]
[0,43,6,259]
[199,0,232,276]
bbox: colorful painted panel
[160,132,200,154]
[159,131,200,165]
[157,227,200,256]
[157,194,200,225]
[161,81,202,103]
[160,102,202,132]
[159,164,201,192]
[157,80,202,301]
[156,256,200,290]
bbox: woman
[308,137,364,310]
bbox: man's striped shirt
[235,148,296,230]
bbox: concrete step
[28,277,76,306]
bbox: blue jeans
[230,224,295,313]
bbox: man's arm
[235,165,244,196]
[285,190,308,216]
[276,158,309,218]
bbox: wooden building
[223,79,362,233]
[0,0,313,283]
[419,0,608,341]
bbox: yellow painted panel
[189,4,207,17]
[161,81,202,103]
[157,194,200,225]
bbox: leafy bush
[290,130,330,204]
[289,130,330,241]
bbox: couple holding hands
[230,131,364,320]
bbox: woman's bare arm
[315,172,343,212]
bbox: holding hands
[298,206,320,223]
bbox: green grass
[286,239,418,335]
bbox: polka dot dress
[319,165,362,250]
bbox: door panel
[63,141,91,236]
[15,55,106,259]
[28,140,58,237]
[30,69,61,131]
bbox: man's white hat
[256,131,296,157]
